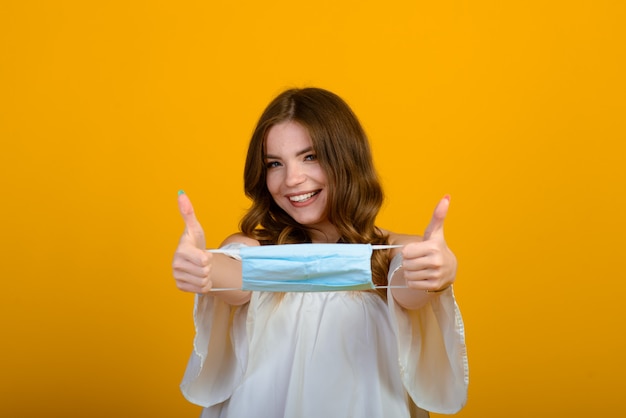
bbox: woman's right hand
[172,192,214,293]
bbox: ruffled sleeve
[180,243,248,407]
[386,254,469,414]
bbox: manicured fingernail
[178,190,185,196]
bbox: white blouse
[180,245,468,418]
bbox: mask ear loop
[371,244,408,289]
[207,248,241,256]
[206,244,408,292]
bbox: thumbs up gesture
[172,192,214,293]
[401,195,457,292]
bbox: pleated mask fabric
[209,243,400,292]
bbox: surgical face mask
[209,243,401,292]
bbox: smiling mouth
[289,191,319,203]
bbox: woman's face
[264,121,337,242]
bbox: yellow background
[1,1,624,417]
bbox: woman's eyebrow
[264,147,314,160]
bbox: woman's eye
[304,154,317,161]
[266,161,281,168]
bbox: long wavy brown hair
[240,87,390,291]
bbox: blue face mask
[209,243,400,292]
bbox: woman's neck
[309,228,341,244]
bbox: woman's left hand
[401,196,457,292]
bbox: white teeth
[289,192,317,202]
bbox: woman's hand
[172,192,214,293]
[401,195,457,292]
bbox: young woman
[172,88,468,417]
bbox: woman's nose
[285,164,306,187]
